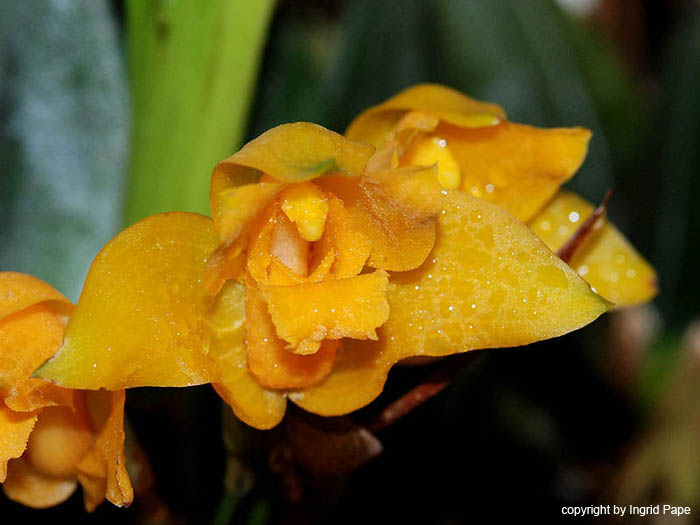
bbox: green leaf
[124,0,275,224]
[651,9,700,323]
[323,0,431,132]
[249,0,431,136]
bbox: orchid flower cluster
[0,85,656,510]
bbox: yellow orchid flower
[0,272,132,511]
[35,122,609,430]
[346,83,657,306]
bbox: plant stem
[557,189,612,264]
[366,353,476,433]
[212,493,240,525]
[124,0,275,225]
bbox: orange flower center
[270,216,310,277]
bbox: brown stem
[366,353,475,433]
[557,189,612,264]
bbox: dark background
[1,0,698,523]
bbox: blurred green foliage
[651,9,700,323]
[0,0,127,301]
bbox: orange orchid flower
[0,272,132,510]
[346,84,657,307]
[35,122,609,430]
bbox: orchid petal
[291,192,609,415]
[529,191,658,306]
[35,213,220,389]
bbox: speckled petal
[262,270,390,351]
[346,84,505,147]
[529,191,657,306]
[412,122,591,222]
[291,192,609,416]
[34,212,220,389]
